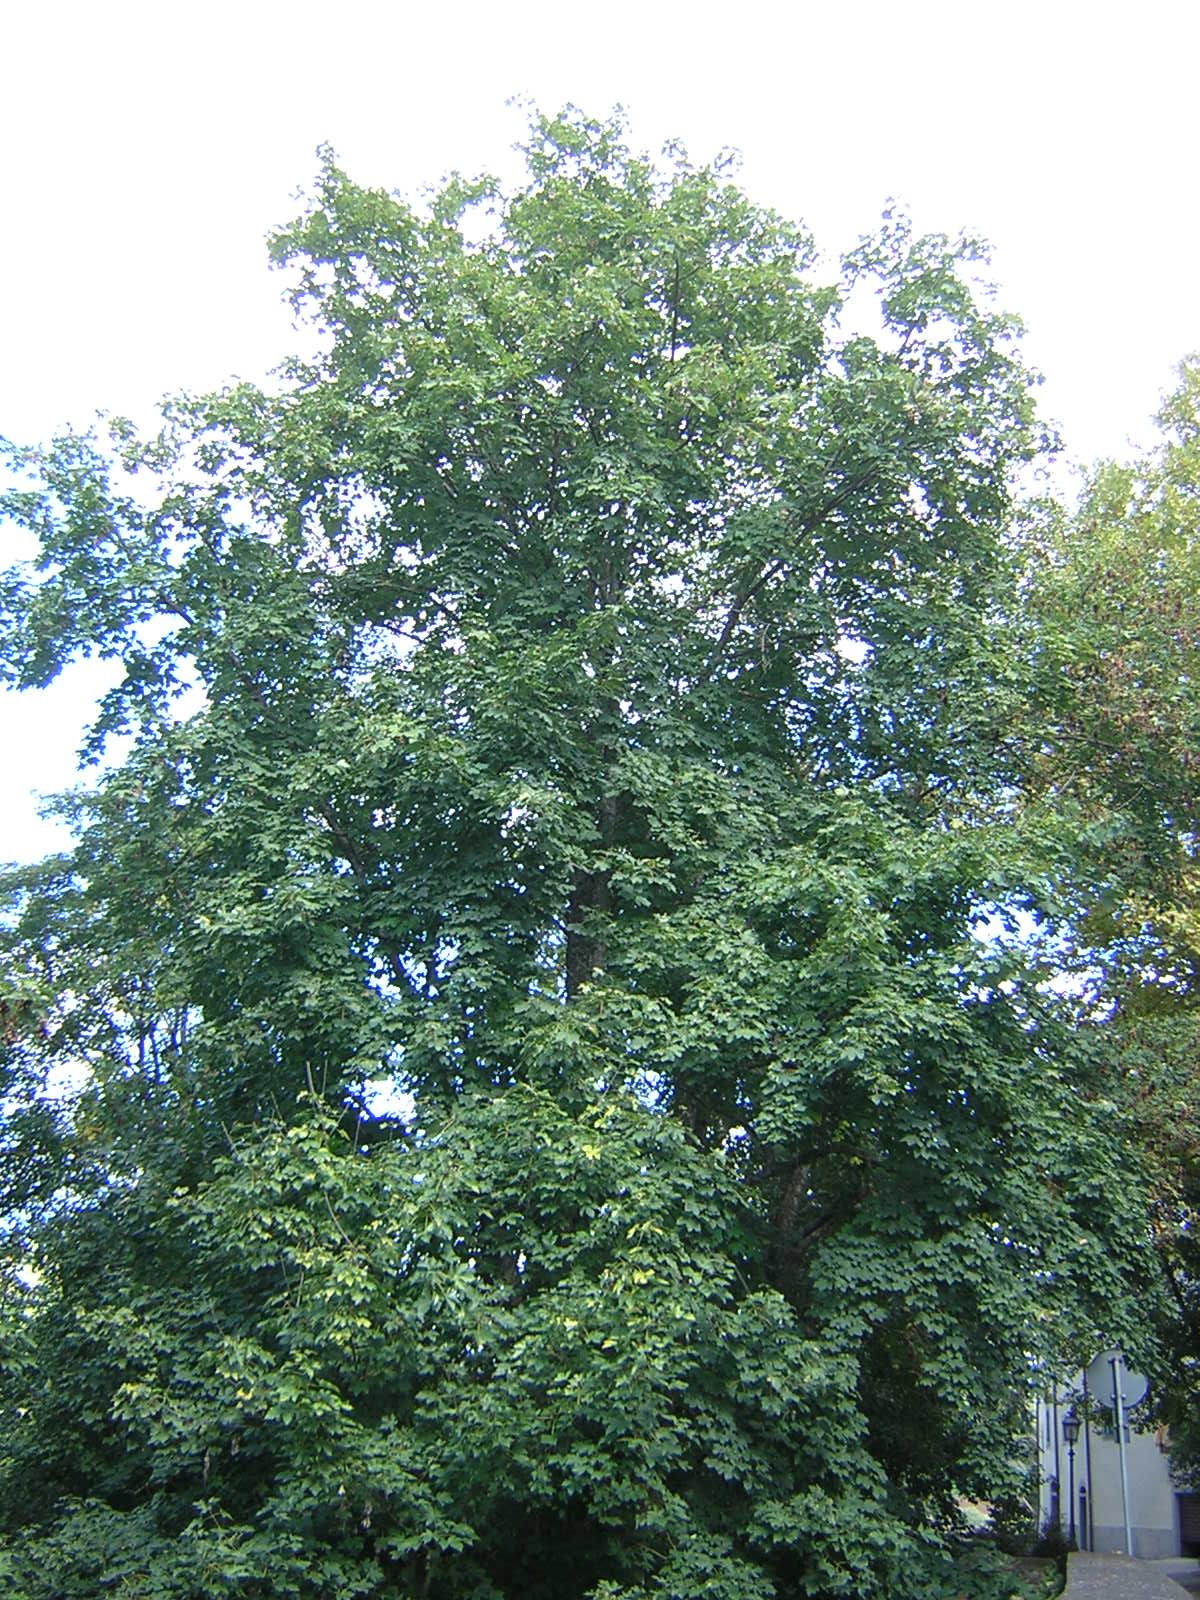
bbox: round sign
[1085,1349,1149,1409]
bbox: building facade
[1036,1385,1199,1558]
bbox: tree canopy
[1022,358,1200,1489]
[0,110,1174,1599]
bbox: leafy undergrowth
[952,1550,1062,1600]
[1008,1555,1063,1597]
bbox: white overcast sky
[2,0,1198,863]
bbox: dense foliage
[0,111,1174,1597]
[1023,359,1200,1484]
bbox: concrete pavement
[1063,1553,1199,1598]
[1153,1560,1200,1596]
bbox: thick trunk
[564,793,618,999]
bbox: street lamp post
[1063,1411,1081,1549]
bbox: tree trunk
[564,793,618,998]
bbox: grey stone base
[1089,1526,1180,1560]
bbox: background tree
[0,111,1164,1598]
[1022,357,1200,1482]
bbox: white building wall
[1035,1388,1178,1559]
